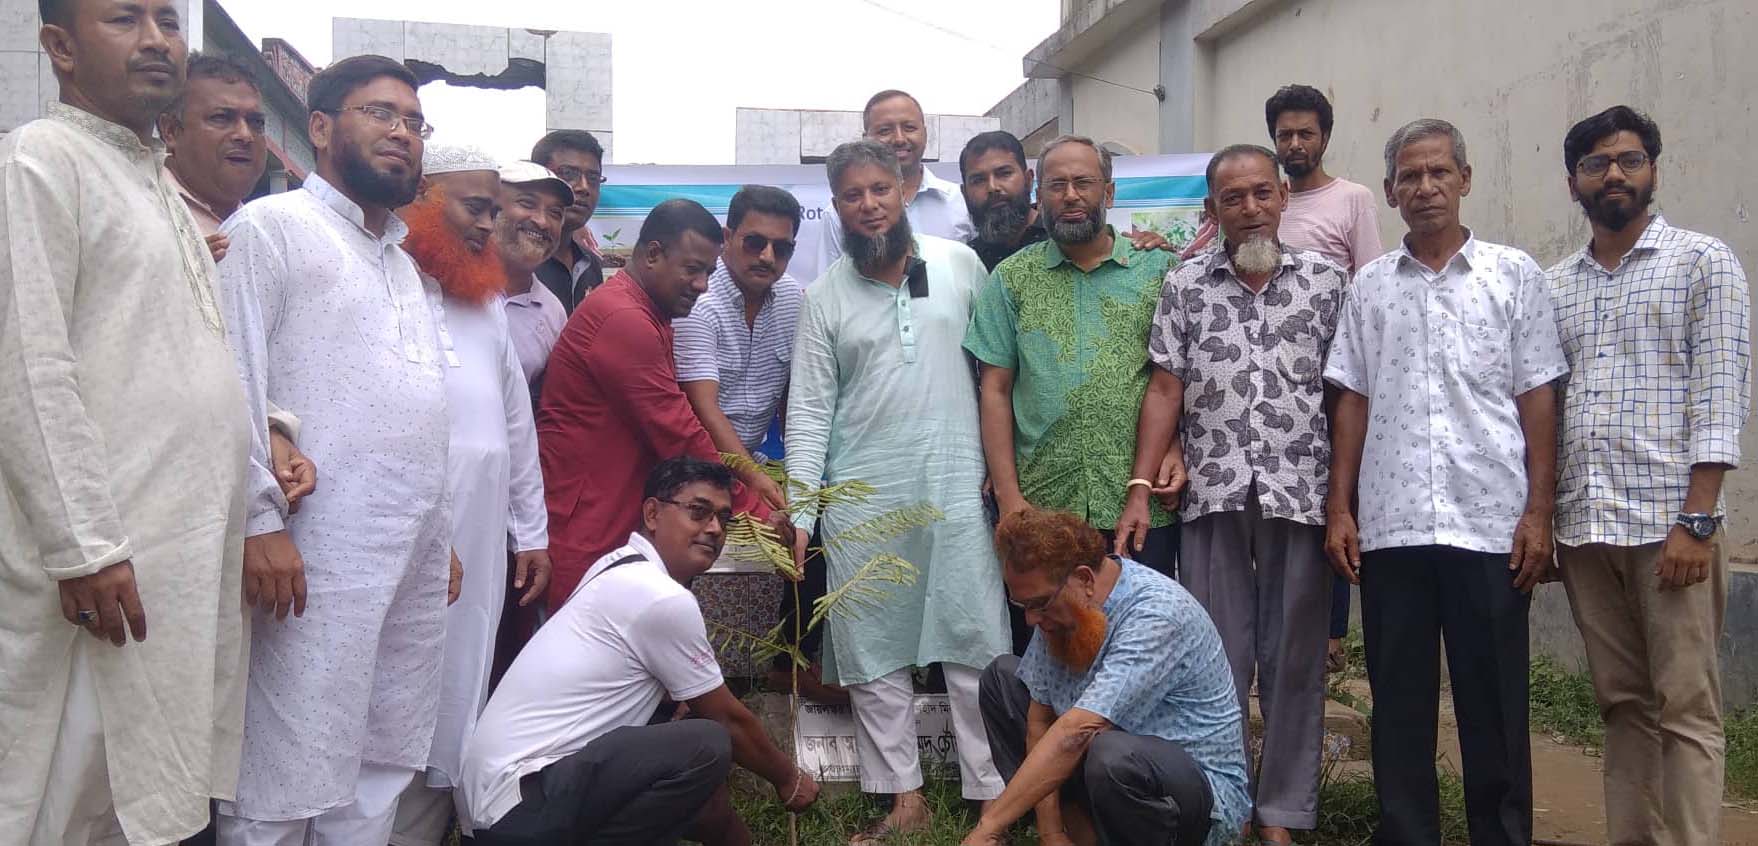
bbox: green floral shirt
[963,228,1174,529]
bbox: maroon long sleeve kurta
[537,270,769,610]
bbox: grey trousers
[1178,492,1330,829]
[471,719,731,846]
[979,656,1214,846]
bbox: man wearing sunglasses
[674,185,805,512]
[1547,106,1750,846]
[459,457,820,845]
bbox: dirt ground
[1324,678,1758,845]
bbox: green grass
[1726,707,1758,799]
[725,764,1474,845]
[1526,655,1605,748]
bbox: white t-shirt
[456,532,725,831]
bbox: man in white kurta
[212,57,452,845]
[388,148,553,846]
[0,37,249,846]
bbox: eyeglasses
[1008,574,1070,613]
[657,498,735,528]
[1576,151,1650,178]
[554,166,609,187]
[326,105,434,139]
[1041,177,1104,196]
[741,233,796,261]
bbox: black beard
[1580,182,1654,232]
[336,135,419,209]
[844,214,913,271]
[1048,204,1103,244]
[972,194,1033,245]
[1281,157,1316,179]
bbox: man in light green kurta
[786,139,1009,839]
[0,1,251,843]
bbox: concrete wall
[0,0,190,132]
[987,78,1062,154]
[333,18,614,161]
[1186,0,1758,557]
[1067,13,1162,154]
[734,108,1000,165]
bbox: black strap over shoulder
[582,553,648,589]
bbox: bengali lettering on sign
[794,694,960,782]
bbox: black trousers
[472,719,731,846]
[772,527,829,668]
[1360,545,1532,846]
[979,656,1213,846]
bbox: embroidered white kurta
[423,288,548,789]
[214,174,452,820]
[0,104,250,845]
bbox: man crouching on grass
[456,456,819,844]
[962,507,1248,846]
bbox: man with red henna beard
[963,508,1248,846]
[388,145,555,846]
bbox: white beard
[1233,235,1281,277]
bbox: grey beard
[1049,206,1103,244]
[1232,235,1282,276]
[844,214,914,271]
[973,194,1032,245]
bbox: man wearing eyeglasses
[459,457,820,845]
[212,55,456,844]
[965,135,1180,623]
[531,129,608,312]
[1547,106,1750,846]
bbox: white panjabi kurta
[422,287,548,789]
[213,174,452,821]
[0,103,250,844]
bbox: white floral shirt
[1323,232,1569,553]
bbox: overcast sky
[219,0,1060,165]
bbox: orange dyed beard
[1045,601,1109,673]
[402,187,507,306]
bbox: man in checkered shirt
[1547,105,1751,846]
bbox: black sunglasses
[741,233,796,261]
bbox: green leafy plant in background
[713,454,942,846]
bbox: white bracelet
[1126,478,1153,490]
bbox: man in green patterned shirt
[964,135,1179,620]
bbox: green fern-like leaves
[724,514,799,580]
[821,503,945,553]
[707,620,806,669]
[809,553,919,630]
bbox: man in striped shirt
[673,185,805,510]
[1547,105,1750,846]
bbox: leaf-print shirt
[964,228,1175,530]
[1323,232,1570,553]
[1150,245,1347,524]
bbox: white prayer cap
[422,144,500,176]
[498,160,576,207]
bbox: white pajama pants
[29,647,133,846]
[386,779,453,846]
[847,663,1004,800]
[214,763,417,846]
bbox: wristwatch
[1676,512,1721,541]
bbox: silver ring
[76,609,98,625]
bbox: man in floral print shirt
[1124,144,1344,846]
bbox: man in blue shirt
[962,508,1248,846]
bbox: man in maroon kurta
[538,199,785,610]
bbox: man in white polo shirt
[458,457,820,844]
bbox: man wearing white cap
[387,147,557,845]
